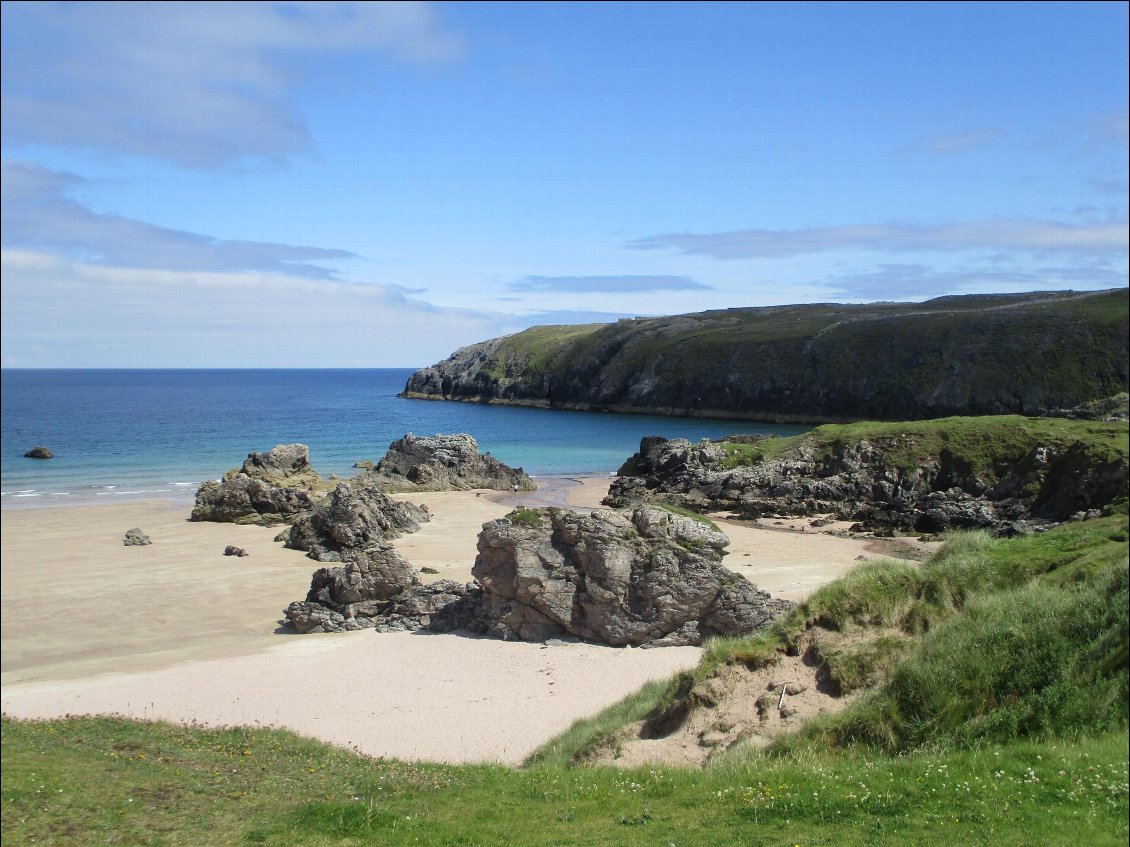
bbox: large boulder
[190,444,324,525]
[359,433,536,493]
[471,506,791,646]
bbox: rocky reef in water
[285,505,792,646]
[604,415,1129,536]
[401,289,1129,423]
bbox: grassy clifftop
[403,289,1129,422]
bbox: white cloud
[0,1,462,167]
[0,249,505,368]
[2,160,355,277]
[627,219,1129,259]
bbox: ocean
[1,369,809,505]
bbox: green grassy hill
[403,289,1129,422]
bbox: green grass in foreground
[2,717,1126,846]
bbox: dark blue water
[1,369,808,504]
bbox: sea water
[1,369,808,504]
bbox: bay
[1,369,808,504]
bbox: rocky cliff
[605,416,1130,535]
[402,289,1129,422]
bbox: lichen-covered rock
[123,527,151,546]
[358,433,535,493]
[190,444,323,525]
[471,506,791,646]
[190,475,318,525]
[232,443,322,487]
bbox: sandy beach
[1,476,905,764]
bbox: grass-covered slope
[532,512,1128,770]
[403,288,1129,422]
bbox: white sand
[1,478,902,763]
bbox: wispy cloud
[2,160,356,278]
[510,274,711,293]
[627,219,1129,259]
[0,1,462,168]
[827,263,1127,301]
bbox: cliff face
[402,289,1130,422]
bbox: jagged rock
[607,431,1129,537]
[280,481,434,633]
[223,545,249,557]
[190,444,323,525]
[283,544,423,633]
[24,446,53,459]
[470,506,792,646]
[123,527,150,546]
[373,580,482,633]
[358,433,536,493]
[283,503,792,645]
[283,482,428,556]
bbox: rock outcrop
[24,446,53,459]
[283,481,429,556]
[284,504,792,646]
[606,420,1129,535]
[358,433,535,493]
[471,506,792,646]
[190,444,323,525]
[402,289,1129,423]
[281,481,433,632]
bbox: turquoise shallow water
[1,369,809,505]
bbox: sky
[1,1,1127,368]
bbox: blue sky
[2,1,1126,367]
